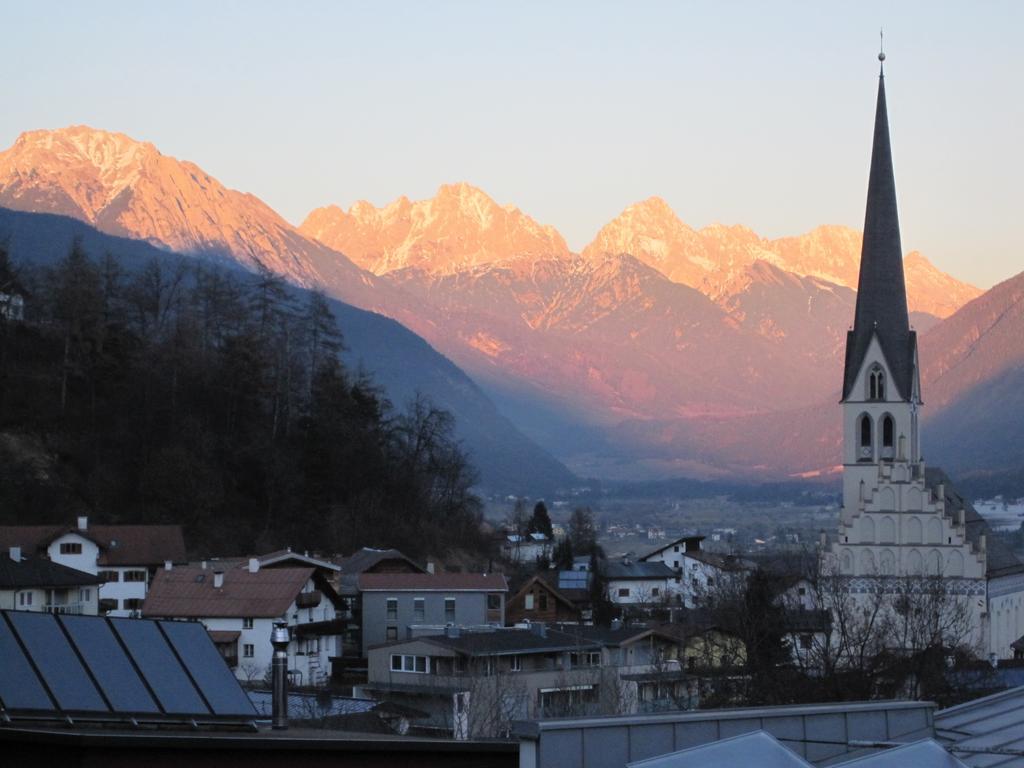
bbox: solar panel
[558,570,589,590]
[159,621,256,717]
[0,614,54,712]
[60,614,160,714]
[5,611,107,712]
[110,617,210,715]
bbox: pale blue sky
[3,1,1021,288]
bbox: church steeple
[842,55,916,403]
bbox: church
[830,53,1024,660]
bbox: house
[0,547,102,615]
[357,572,508,657]
[142,558,343,686]
[0,291,24,321]
[0,516,186,616]
[507,571,590,626]
[357,624,617,736]
[601,557,674,609]
[502,533,551,563]
[639,535,753,608]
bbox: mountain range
[1,125,1015,487]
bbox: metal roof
[0,553,103,589]
[935,686,1024,767]
[628,730,814,768]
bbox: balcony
[45,603,86,615]
[296,590,322,609]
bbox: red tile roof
[0,524,186,566]
[358,573,508,592]
[143,563,314,618]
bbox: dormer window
[868,366,885,400]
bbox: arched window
[858,414,873,461]
[881,414,895,460]
[868,365,886,400]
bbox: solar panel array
[0,610,256,725]
[558,571,589,590]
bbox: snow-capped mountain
[299,182,569,275]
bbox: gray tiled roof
[601,560,675,580]
[0,553,103,588]
[843,70,916,402]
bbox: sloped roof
[834,739,968,767]
[143,564,314,618]
[935,685,1024,767]
[0,523,186,566]
[537,569,590,603]
[628,730,813,768]
[601,560,675,581]
[338,547,423,575]
[640,535,704,561]
[843,68,916,402]
[925,467,1024,578]
[358,572,508,592]
[512,574,579,611]
[258,549,340,572]
[0,553,103,588]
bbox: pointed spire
[842,55,916,401]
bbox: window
[123,598,144,611]
[510,655,522,672]
[651,587,660,597]
[673,545,679,552]
[243,617,254,629]
[539,592,548,611]
[243,643,255,658]
[706,578,714,588]
[386,626,398,641]
[882,414,894,451]
[18,591,32,607]
[868,366,885,400]
[386,598,398,621]
[859,414,873,460]
[123,570,147,583]
[487,593,501,611]
[59,542,83,555]
[570,652,601,668]
[445,598,456,623]
[413,598,425,622]
[798,587,806,596]
[799,634,813,650]
[618,588,630,598]
[390,654,430,673]
[98,570,119,583]
[79,588,91,602]
[525,593,535,610]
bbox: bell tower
[840,52,922,522]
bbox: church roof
[843,62,917,402]
[925,467,1024,578]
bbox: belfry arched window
[868,365,886,401]
[858,414,873,461]
[881,414,895,460]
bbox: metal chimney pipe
[271,622,290,730]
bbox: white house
[143,558,343,686]
[640,536,753,608]
[0,516,186,616]
[503,533,552,563]
[600,558,674,608]
[0,547,102,615]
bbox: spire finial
[878,29,886,67]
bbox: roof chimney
[201,560,208,570]
[426,560,436,575]
[248,557,260,573]
[9,546,21,562]
[164,560,173,571]
[77,516,88,531]
[213,570,224,589]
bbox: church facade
[829,56,1024,659]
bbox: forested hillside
[0,243,488,559]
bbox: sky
[2,1,1022,288]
